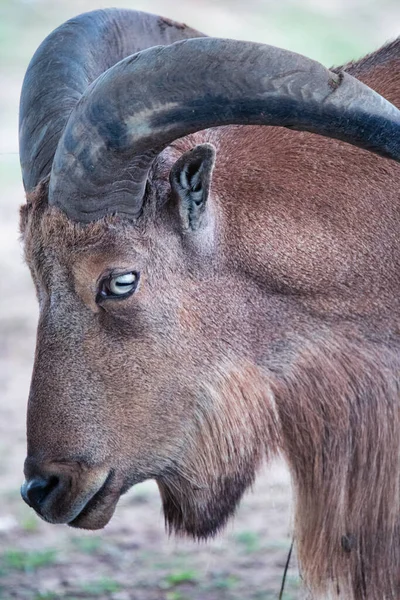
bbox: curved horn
[19,9,204,193]
[49,37,400,223]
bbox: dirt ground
[0,1,398,598]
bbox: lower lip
[68,469,114,526]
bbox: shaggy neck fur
[158,328,400,599]
[274,331,400,599]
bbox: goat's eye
[99,271,139,300]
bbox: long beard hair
[157,363,280,539]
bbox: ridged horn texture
[20,10,400,223]
[19,9,204,193]
[49,36,400,222]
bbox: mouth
[68,470,120,530]
[67,470,147,529]
[22,458,147,530]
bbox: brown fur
[275,334,400,598]
[21,40,400,599]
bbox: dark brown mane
[338,38,400,104]
[339,38,400,77]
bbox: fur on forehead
[20,133,212,255]
[20,178,148,257]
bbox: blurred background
[0,0,399,598]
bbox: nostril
[22,476,59,511]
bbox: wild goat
[18,8,400,599]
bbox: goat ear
[170,143,216,231]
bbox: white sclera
[109,272,137,295]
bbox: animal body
[18,8,400,599]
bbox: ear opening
[170,143,216,231]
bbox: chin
[157,469,256,540]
